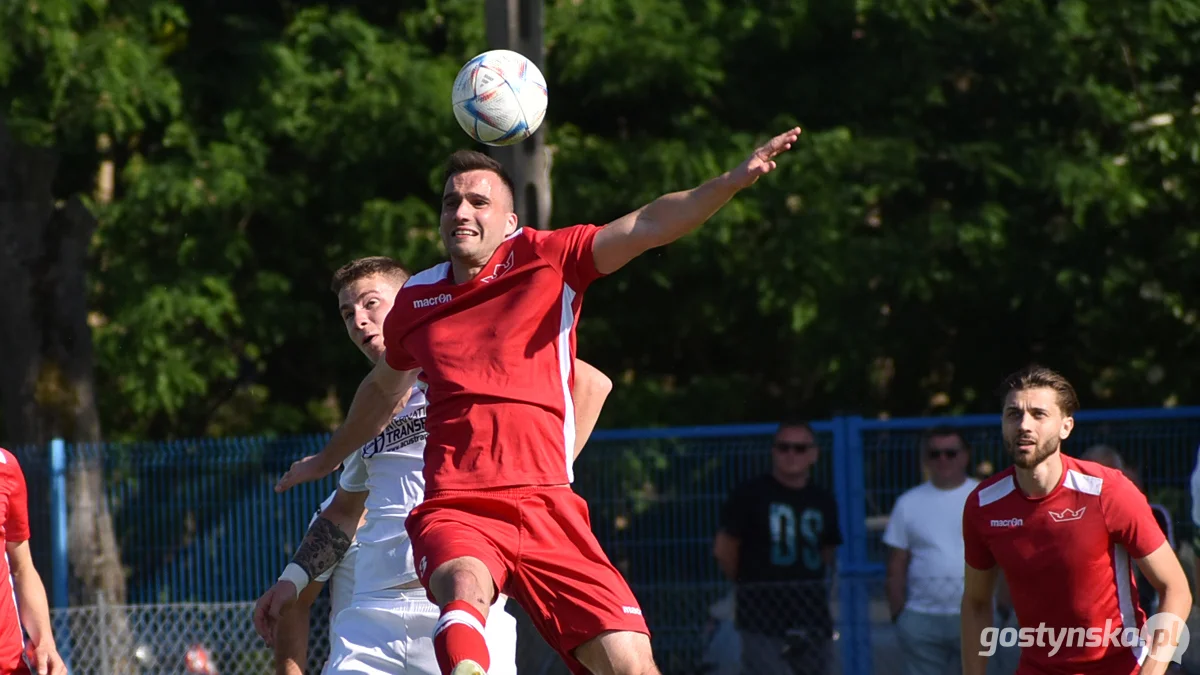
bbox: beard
[1007,435,1060,470]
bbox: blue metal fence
[17,405,1200,675]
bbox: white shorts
[324,587,518,675]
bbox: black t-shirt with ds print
[720,474,842,637]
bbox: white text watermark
[978,613,1189,662]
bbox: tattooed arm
[253,488,367,646]
[293,517,353,580]
[281,487,366,596]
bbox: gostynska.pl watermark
[978,613,1190,662]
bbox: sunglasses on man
[773,441,818,454]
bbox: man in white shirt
[882,427,979,675]
[253,257,613,674]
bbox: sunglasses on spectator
[926,449,961,460]
[773,442,817,454]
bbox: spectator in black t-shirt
[713,420,843,675]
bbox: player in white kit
[253,256,614,674]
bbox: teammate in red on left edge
[0,447,66,675]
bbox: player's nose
[454,201,475,221]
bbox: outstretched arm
[276,358,418,492]
[591,127,801,275]
[571,359,613,460]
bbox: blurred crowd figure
[710,421,843,675]
[883,427,978,675]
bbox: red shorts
[406,486,650,673]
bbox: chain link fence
[50,597,274,675]
[46,592,568,675]
[44,577,1200,675]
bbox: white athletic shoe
[451,660,488,675]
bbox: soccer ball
[451,49,548,147]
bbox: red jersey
[0,448,30,671]
[383,225,603,491]
[963,455,1166,675]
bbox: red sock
[433,600,491,675]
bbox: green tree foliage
[3,0,1199,444]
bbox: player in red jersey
[276,126,801,675]
[0,448,66,675]
[960,366,1192,675]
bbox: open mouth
[362,335,378,346]
[452,227,478,238]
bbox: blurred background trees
[2,0,1197,445]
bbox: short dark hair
[920,426,970,454]
[776,419,816,438]
[998,364,1081,416]
[443,150,516,203]
[330,256,410,295]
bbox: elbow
[1166,579,1193,608]
[7,562,32,583]
[328,493,365,522]
[592,372,614,400]
[961,592,993,614]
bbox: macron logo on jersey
[413,293,452,309]
[1049,506,1087,523]
[991,518,1024,528]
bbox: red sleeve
[2,451,30,543]
[533,225,604,292]
[1103,470,1166,559]
[382,294,418,372]
[962,495,995,570]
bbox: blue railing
[19,405,1200,675]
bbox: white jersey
[337,384,429,594]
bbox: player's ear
[1060,416,1075,439]
[505,211,519,236]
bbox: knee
[575,631,659,675]
[428,557,494,612]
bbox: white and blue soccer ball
[451,49,548,147]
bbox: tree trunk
[0,115,129,672]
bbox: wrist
[712,170,747,194]
[278,563,309,596]
[26,632,54,649]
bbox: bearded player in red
[961,366,1192,675]
[277,127,801,675]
